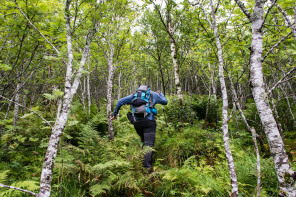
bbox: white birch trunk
[167,12,182,101]
[210,1,238,195]
[21,94,26,114]
[13,82,21,128]
[117,69,121,121]
[248,0,296,195]
[87,64,91,118]
[106,45,115,140]
[56,99,62,121]
[82,77,86,112]
[38,1,98,195]
[228,73,261,196]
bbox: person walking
[111,85,168,173]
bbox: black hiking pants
[133,119,156,169]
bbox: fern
[92,160,130,172]
[0,170,9,182]
[89,184,110,196]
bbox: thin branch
[234,0,252,21]
[0,183,38,196]
[214,0,220,14]
[263,31,292,60]
[14,0,60,55]
[268,66,296,94]
[218,4,236,37]
[275,2,296,41]
[149,0,175,42]
[227,107,235,123]
[0,95,53,129]
[196,1,213,28]
[280,75,296,83]
[261,0,277,30]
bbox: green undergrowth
[0,95,295,196]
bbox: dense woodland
[0,0,296,196]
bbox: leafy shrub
[191,95,219,125]
[164,95,196,128]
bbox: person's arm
[112,94,133,118]
[153,92,168,105]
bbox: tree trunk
[167,12,182,100]
[210,1,239,195]
[228,72,261,196]
[159,62,166,95]
[117,69,121,121]
[38,1,98,195]
[106,45,115,141]
[87,64,91,118]
[13,82,21,128]
[247,0,296,195]
[81,77,86,112]
[56,99,62,121]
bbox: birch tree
[227,71,261,196]
[196,1,239,195]
[150,0,183,100]
[235,0,296,195]
[37,0,100,196]
[96,0,134,140]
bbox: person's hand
[111,116,115,120]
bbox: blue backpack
[131,85,157,118]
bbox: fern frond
[92,160,130,172]
[0,170,9,182]
[89,184,110,196]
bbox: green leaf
[68,120,79,126]
[0,63,12,71]
[92,160,130,171]
[20,112,34,119]
[90,184,110,196]
[0,170,9,182]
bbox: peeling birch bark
[234,0,296,195]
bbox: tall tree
[150,0,184,100]
[196,0,239,195]
[38,0,100,195]
[235,0,296,195]
[96,0,134,140]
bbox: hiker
[111,85,168,172]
